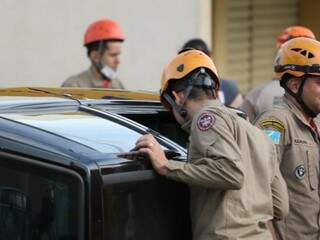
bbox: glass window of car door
[103,175,191,240]
[0,157,83,240]
[0,111,168,153]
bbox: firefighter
[134,49,288,240]
[241,26,316,121]
[62,19,125,88]
[255,37,320,240]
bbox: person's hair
[181,38,211,56]
[167,69,216,101]
[85,40,122,56]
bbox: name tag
[293,138,315,147]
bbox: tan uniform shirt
[166,100,289,240]
[241,80,284,122]
[255,94,320,240]
[61,66,124,89]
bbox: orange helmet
[275,37,320,117]
[276,26,315,49]
[84,19,124,46]
[275,37,320,80]
[160,49,219,110]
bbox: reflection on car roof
[0,87,159,100]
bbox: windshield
[0,111,155,153]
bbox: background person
[255,37,320,240]
[241,26,316,121]
[62,19,125,88]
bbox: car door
[99,155,192,240]
[0,151,85,240]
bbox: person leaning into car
[133,49,289,240]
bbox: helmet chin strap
[163,92,189,119]
[281,76,317,118]
[163,68,217,120]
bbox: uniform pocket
[307,150,318,190]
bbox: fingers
[135,140,153,149]
[137,148,152,157]
[135,134,153,144]
[134,134,157,151]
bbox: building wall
[212,0,300,93]
[0,0,210,90]
[300,0,320,40]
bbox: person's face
[100,41,122,71]
[301,76,320,114]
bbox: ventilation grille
[225,0,298,92]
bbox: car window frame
[0,103,186,156]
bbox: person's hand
[134,134,169,175]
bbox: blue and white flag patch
[264,130,281,144]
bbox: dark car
[0,88,246,240]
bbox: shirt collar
[283,94,313,128]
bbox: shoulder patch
[295,165,305,180]
[264,130,281,144]
[197,112,215,131]
[259,119,285,132]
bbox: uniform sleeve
[166,111,244,190]
[270,145,289,220]
[111,78,125,89]
[240,84,266,122]
[240,99,256,122]
[254,112,287,162]
[61,77,80,87]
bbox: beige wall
[300,0,320,40]
[0,0,211,90]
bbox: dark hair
[181,38,211,56]
[85,40,122,56]
[167,69,215,101]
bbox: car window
[0,111,162,153]
[0,157,83,240]
[103,177,191,240]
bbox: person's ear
[172,91,184,105]
[287,78,301,94]
[89,50,100,63]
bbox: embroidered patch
[259,119,285,132]
[197,113,215,131]
[264,130,281,144]
[295,165,305,180]
[293,138,315,147]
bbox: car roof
[0,87,159,100]
[0,87,164,113]
[0,88,184,171]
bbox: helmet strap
[163,68,217,119]
[92,41,110,80]
[281,76,317,118]
[163,92,188,118]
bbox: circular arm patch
[197,113,216,131]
